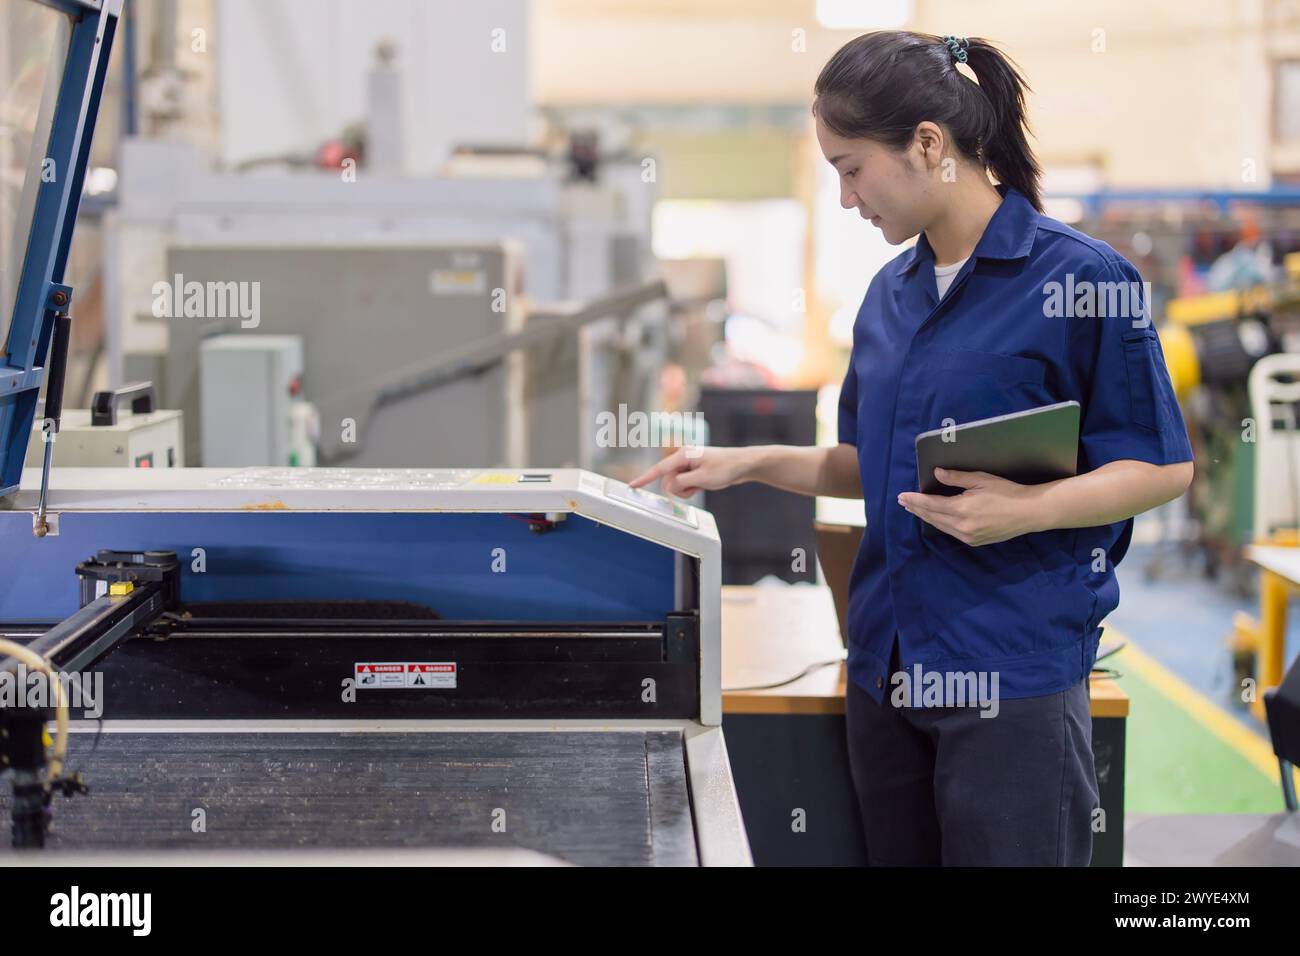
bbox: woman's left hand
[897,468,1042,546]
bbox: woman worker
[630,31,1194,866]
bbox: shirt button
[875,677,884,689]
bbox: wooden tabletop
[721,583,1129,718]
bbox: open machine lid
[0,0,120,497]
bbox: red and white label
[354,661,456,690]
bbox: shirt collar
[893,185,1038,278]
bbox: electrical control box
[25,408,184,469]
[200,334,313,466]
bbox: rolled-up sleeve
[1069,257,1193,471]
[837,357,858,446]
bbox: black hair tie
[942,35,969,64]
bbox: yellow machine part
[1160,322,1200,400]
[1167,287,1273,326]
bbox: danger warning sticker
[354,662,457,690]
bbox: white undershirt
[934,256,969,299]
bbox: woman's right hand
[627,446,752,498]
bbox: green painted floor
[1112,646,1281,814]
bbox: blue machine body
[0,509,677,625]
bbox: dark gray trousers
[845,644,1099,866]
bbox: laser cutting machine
[0,0,749,866]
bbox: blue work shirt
[838,186,1193,705]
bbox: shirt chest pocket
[921,348,1052,428]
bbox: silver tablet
[915,400,1080,496]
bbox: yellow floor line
[1105,626,1289,785]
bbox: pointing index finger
[628,450,681,489]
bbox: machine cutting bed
[11,730,698,866]
[0,468,749,866]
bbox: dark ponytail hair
[813,32,1043,212]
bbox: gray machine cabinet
[151,244,523,468]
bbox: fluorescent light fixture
[816,0,912,30]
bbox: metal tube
[34,441,54,531]
[34,310,72,537]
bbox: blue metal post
[0,0,122,497]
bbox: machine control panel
[605,479,698,527]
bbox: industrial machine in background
[105,135,659,392]
[128,241,674,473]
[99,116,698,477]
[1154,261,1300,589]
[132,242,527,469]
[1149,258,1300,709]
